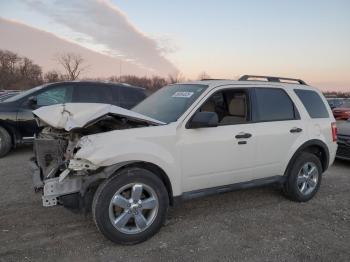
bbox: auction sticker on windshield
[172,92,194,98]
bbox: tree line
[0,49,186,91]
[0,49,349,96]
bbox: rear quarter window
[294,89,329,118]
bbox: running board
[175,176,286,204]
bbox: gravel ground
[0,146,349,262]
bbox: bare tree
[168,72,185,84]
[0,49,43,90]
[44,70,65,83]
[56,52,87,80]
[197,71,211,80]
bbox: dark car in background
[0,90,21,102]
[336,120,350,161]
[327,98,345,110]
[332,100,350,120]
[0,81,146,157]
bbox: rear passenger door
[73,83,113,104]
[250,87,307,180]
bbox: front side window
[254,88,297,122]
[294,89,329,118]
[133,84,207,123]
[199,89,249,125]
[36,85,73,106]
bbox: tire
[283,152,322,202]
[92,167,169,244]
[0,126,12,158]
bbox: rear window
[294,89,329,118]
[254,88,297,122]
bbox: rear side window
[118,87,146,109]
[254,88,297,122]
[73,84,112,104]
[294,89,329,118]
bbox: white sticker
[172,92,194,98]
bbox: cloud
[21,0,178,75]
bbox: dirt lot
[0,146,349,262]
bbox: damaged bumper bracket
[42,175,83,207]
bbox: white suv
[31,75,337,244]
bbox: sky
[0,0,349,91]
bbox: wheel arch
[83,161,175,207]
[284,139,330,176]
[116,161,174,206]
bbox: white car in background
[31,75,337,244]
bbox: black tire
[0,126,12,158]
[283,152,322,202]
[92,167,169,244]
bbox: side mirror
[187,111,219,129]
[28,96,37,108]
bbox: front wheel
[283,152,322,202]
[92,167,169,244]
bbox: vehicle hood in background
[33,103,165,131]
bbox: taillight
[331,122,337,142]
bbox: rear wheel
[0,126,12,158]
[92,167,169,244]
[283,152,322,202]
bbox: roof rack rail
[238,75,307,85]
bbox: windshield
[133,84,208,123]
[3,84,47,102]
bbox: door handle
[235,132,252,139]
[290,127,303,133]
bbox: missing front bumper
[42,176,83,207]
[30,160,83,207]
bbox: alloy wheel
[109,183,159,234]
[297,162,319,195]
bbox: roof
[176,78,318,92]
[46,81,145,90]
[176,75,312,89]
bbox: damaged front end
[30,103,164,210]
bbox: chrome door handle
[290,127,303,133]
[235,132,252,139]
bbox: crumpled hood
[33,103,165,131]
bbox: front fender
[74,136,182,196]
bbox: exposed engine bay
[30,103,164,208]
[34,116,146,179]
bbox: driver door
[179,88,257,192]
